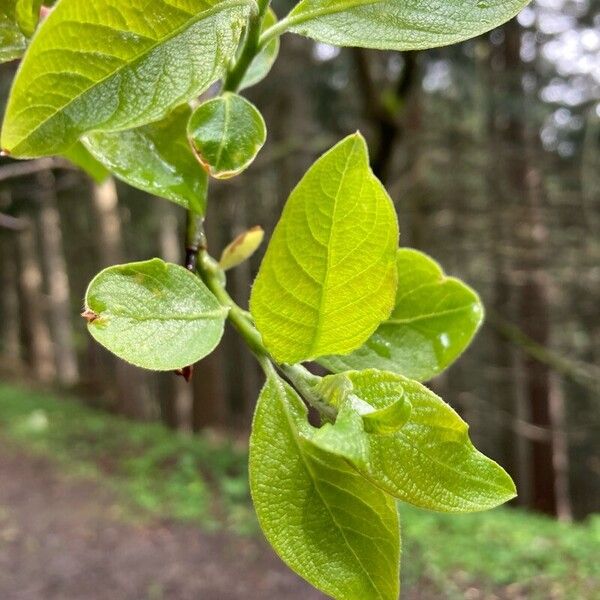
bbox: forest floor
[0,441,323,600]
[0,383,598,600]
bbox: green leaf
[306,400,370,469]
[187,92,266,179]
[84,105,207,212]
[0,0,27,63]
[250,133,398,364]
[321,369,517,512]
[320,249,484,381]
[250,366,400,600]
[62,141,110,184]
[1,0,255,158]
[284,0,531,50]
[239,7,279,90]
[84,259,228,371]
[315,371,411,435]
[16,0,43,37]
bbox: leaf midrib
[273,376,385,599]
[309,137,360,355]
[6,0,256,152]
[96,308,227,322]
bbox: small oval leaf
[84,259,228,371]
[187,92,266,179]
[84,106,207,212]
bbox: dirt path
[0,441,325,600]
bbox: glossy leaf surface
[250,367,400,600]
[84,106,207,211]
[84,259,228,371]
[62,141,110,184]
[188,93,266,179]
[1,0,254,157]
[0,1,27,63]
[16,0,43,37]
[320,249,484,381]
[321,370,517,512]
[250,133,398,363]
[285,0,530,51]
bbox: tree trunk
[502,20,564,516]
[35,170,79,386]
[16,216,55,383]
[0,235,22,368]
[90,178,147,419]
[156,199,192,429]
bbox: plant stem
[222,0,270,93]
[187,9,337,420]
[184,211,206,272]
[258,17,291,51]
[280,364,337,421]
[197,249,268,361]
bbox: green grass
[0,382,598,598]
[0,383,256,534]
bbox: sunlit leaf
[250,133,398,363]
[321,369,517,512]
[1,0,255,157]
[320,249,484,381]
[250,365,400,600]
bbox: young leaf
[0,0,27,63]
[84,106,207,212]
[219,226,264,271]
[239,7,280,90]
[250,366,400,600]
[250,133,398,364]
[62,141,110,184]
[16,0,43,37]
[305,400,370,470]
[84,259,228,371]
[283,0,530,51]
[187,93,266,179]
[316,369,411,435]
[320,249,484,381]
[322,370,517,512]
[1,0,255,158]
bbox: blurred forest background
[0,0,599,532]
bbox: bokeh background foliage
[0,0,599,598]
